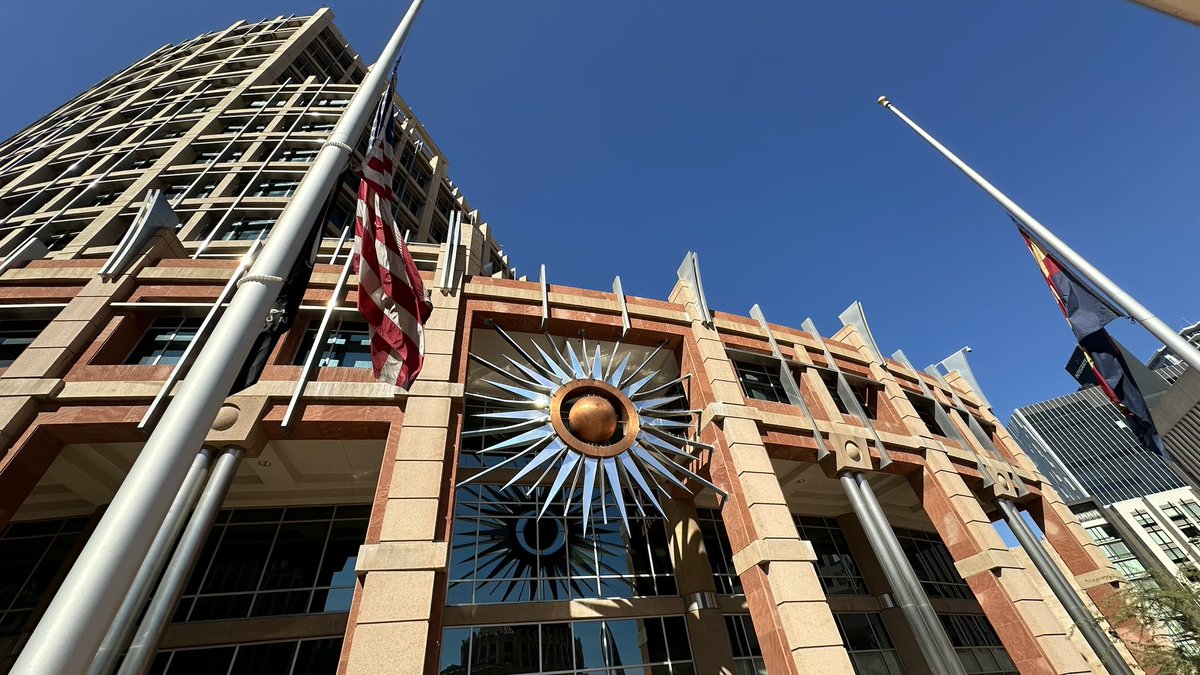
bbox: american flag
[354,77,431,388]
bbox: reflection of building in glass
[0,9,1152,675]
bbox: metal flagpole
[87,449,214,675]
[116,447,244,675]
[996,499,1136,675]
[10,2,427,672]
[877,96,1200,373]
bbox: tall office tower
[1010,389,1186,506]
[0,11,1151,675]
[1010,377,1200,589]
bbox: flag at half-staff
[354,74,432,388]
[1022,229,1169,460]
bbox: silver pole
[854,473,965,674]
[878,96,1200,372]
[116,447,244,675]
[139,240,264,430]
[839,473,965,675]
[996,499,1135,675]
[87,448,214,675]
[10,2,427,672]
[282,248,356,428]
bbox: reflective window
[220,218,274,241]
[0,517,90,637]
[44,228,81,252]
[732,358,788,403]
[149,636,342,675]
[276,148,318,163]
[439,616,693,675]
[174,505,368,622]
[939,614,1018,675]
[448,485,677,605]
[794,516,869,595]
[0,319,51,368]
[126,316,203,366]
[696,507,741,594]
[726,614,766,675]
[833,613,905,675]
[893,528,972,600]
[251,180,300,198]
[293,320,372,369]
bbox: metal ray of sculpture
[460,325,723,533]
[454,486,626,602]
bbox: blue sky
[2,1,1198,424]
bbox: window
[298,121,335,133]
[848,379,879,419]
[732,358,788,403]
[794,516,869,595]
[1134,510,1191,563]
[251,180,299,198]
[833,613,905,675]
[697,508,741,594]
[126,316,203,366]
[940,614,1018,675]
[440,617,692,675]
[276,147,318,163]
[818,370,852,415]
[907,393,941,434]
[194,150,221,164]
[448,485,677,605]
[293,321,371,369]
[0,320,50,367]
[726,615,766,675]
[313,97,348,108]
[44,228,81,252]
[224,121,267,134]
[174,505,368,622]
[89,191,120,207]
[127,156,156,169]
[149,636,342,675]
[893,528,972,600]
[220,218,274,241]
[164,182,217,201]
[0,517,90,637]
[397,185,424,219]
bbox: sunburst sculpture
[460,325,723,533]
[453,485,626,602]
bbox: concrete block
[356,570,437,623]
[379,498,440,542]
[344,620,429,675]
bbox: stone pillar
[1032,483,1149,665]
[671,280,854,675]
[341,275,461,675]
[916,447,1096,675]
[664,499,737,675]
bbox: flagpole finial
[876,95,891,107]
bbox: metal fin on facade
[101,190,179,279]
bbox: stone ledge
[356,541,449,572]
[953,548,1024,579]
[0,377,64,398]
[731,539,817,576]
[1075,568,1124,590]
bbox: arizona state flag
[1023,231,1169,459]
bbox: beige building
[0,10,1164,675]
[1128,0,1200,25]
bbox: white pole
[11,2,426,672]
[878,96,1200,372]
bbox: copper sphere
[567,395,618,443]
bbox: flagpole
[10,2,427,673]
[877,96,1200,373]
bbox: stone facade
[0,10,1152,675]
